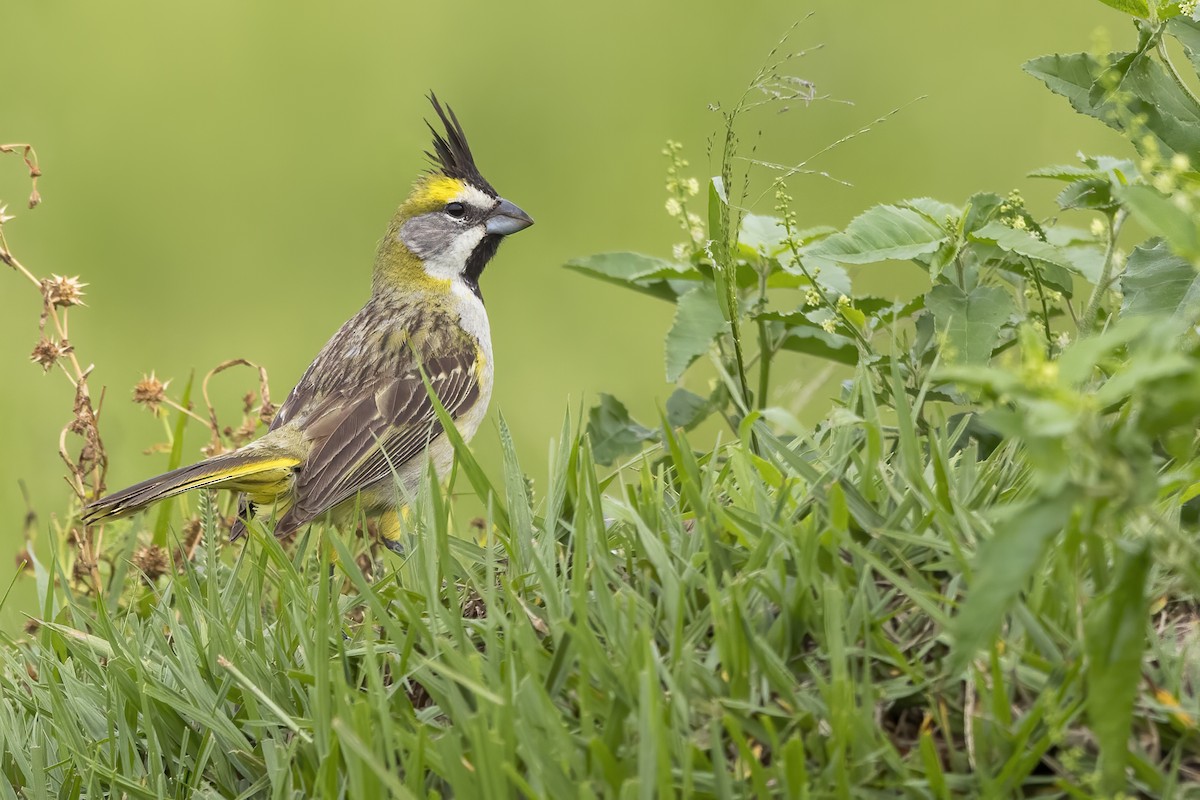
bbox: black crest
[425,93,497,197]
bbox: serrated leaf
[564,252,694,301]
[586,394,658,466]
[1169,16,1200,77]
[1056,177,1118,211]
[970,222,1081,273]
[1086,541,1151,796]
[1114,47,1200,125]
[665,285,728,382]
[926,283,1016,364]
[1119,185,1200,259]
[1025,52,1200,158]
[1029,155,1135,182]
[1029,163,1103,181]
[665,388,710,430]
[1094,0,1150,14]
[1120,237,1200,318]
[961,192,1005,235]
[902,197,961,226]
[800,204,950,266]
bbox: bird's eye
[445,202,466,219]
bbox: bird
[81,95,533,552]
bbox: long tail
[81,450,300,525]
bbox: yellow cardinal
[82,95,533,550]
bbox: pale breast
[447,279,494,445]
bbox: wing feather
[278,350,480,532]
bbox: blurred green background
[0,0,1128,625]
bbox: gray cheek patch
[400,213,456,258]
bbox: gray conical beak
[485,198,534,236]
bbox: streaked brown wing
[278,351,479,532]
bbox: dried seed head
[30,337,68,372]
[231,417,258,447]
[259,399,278,426]
[132,372,168,412]
[201,441,230,458]
[14,548,32,573]
[71,555,91,584]
[44,274,87,308]
[23,618,40,636]
[132,544,169,580]
[182,517,203,546]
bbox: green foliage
[566,4,1200,793]
[5,3,1200,796]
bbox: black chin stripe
[463,234,502,300]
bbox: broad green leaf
[1168,16,1200,77]
[1055,178,1118,211]
[926,284,1017,364]
[1028,164,1101,181]
[1028,155,1135,182]
[665,284,728,382]
[901,197,960,227]
[970,221,1083,275]
[1109,46,1200,125]
[1085,541,1151,796]
[739,213,788,256]
[665,387,710,430]
[586,393,657,466]
[764,262,850,294]
[1093,0,1149,15]
[800,204,950,266]
[949,495,1075,671]
[1120,237,1200,318]
[767,316,858,365]
[1119,185,1200,260]
[1059,243,1107,284]
[1044,225,1108,282]
[1024,52,1200,158]
[563,252,694,301]
[962,192,1005,235]
[773,261,852,297]
[1045,224,1102,246]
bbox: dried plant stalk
[4,144,276,592]
[1,144,105,593]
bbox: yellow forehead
[419,176,467,204]
[402,175,496,217]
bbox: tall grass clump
[5,3,1200,797]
